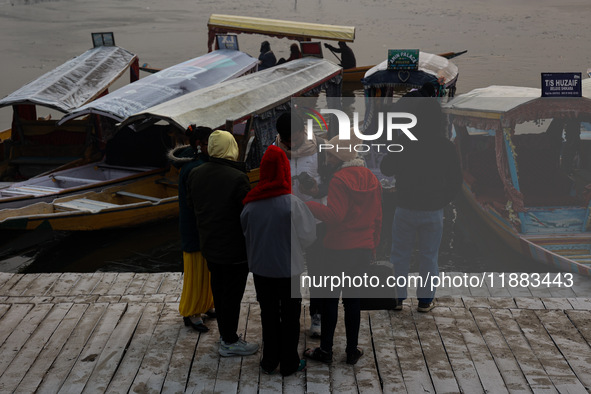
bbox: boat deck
[1,271,591,393]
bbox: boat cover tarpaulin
[59,50,258,124]
[0,46,137,113]
[443,86,541,117]
[208,14,355,51]
[119,57,342,132]
[362,52,459,89]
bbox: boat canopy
[58,50,258,125]
[119,57,342,132]
[0,46,137,113]
[207,14,355,52]
[362,52,459,90]
[582,78,591,98]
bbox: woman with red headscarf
[241,145,316,376]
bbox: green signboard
[387,49,419,70]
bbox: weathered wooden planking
[47,273,83,296]
[90,273,119,295]
[20,273,63,296]
[185,312,222,393]
[567,297,591,310]
[215,302,254,394]
[368,310,406,392]
[160,324,201,394]
[330,305,357,394]
[355,310,382,393]
[432,307,485,394]
[105,272,135,296]
[514,297,546,309]
[158,272,182,296]
[0,274,24,294]
[34,303,108,393]
[435,296,464,308]
[490,309,556,393]
[486,297,517,309]
[484,273,512,297]
[56,303,128,393]
[68,273,103,296]
[13,303,88,393]
[469,308,531,392]
[0,304,10,322]
[0,303,53,377]
[453,307,508,393]
[565,310,591,347]
[534,309,591,389]
[540,297,573,310]
[124,273,150,295]
[283,302,306,394]
[0,303,73,392]
[414,309,461,393]
[4,273,39,296]
[128,303,183,394]
[303,306,331,394]
[0,272,14,290]
[0,303,34,346]
[82,303,147,393]
[389,308,435,393]
[512,309,588,393]
[236,303,261,394]
[462,296,493,308]
[140,272,166,295]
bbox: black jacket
[187,157,250,264]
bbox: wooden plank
[512,309,587,392]
[158,273,182,295]
[0,303,73,392]
[47,273,83,296]
[68,273,103,295]
[389,307,435,393]
[567,297,591,310]
[14,303,89,393]
[216,302,253,394]
[490,308,556,392]
[355,310,381,393]
[453,307,508,393]
[568,274,591,298]
[540,298,573,310]
[283,302,306,394]
[0,304,34,347]
[35,303,108,393]
[21,273,61,297]
[140,272,165,295]
[128,303,182,393]
[105,273,135,296]
[90,273,119,295]
[565,310,591,346]
[0,303,53,377]
[5,273,40,296]
[302,305,331,394]
[236,303,261,394]
[514,297,545,309]
[160,305,200,394]
[484,273,512,297]
[185,312,220,393]
[330,304,357,394]
[469,308,531,392]
[535,309,591,389]
[0,273,14,291]
[413,309,461,393]
[435,296,464,308]
[0,305,10,321]
[462,296,491,308]
[82,303,147,393]
[432,307,485,393]
[124,273,149,295]
[56,303,128,393]
[486,297,517,309]
[368,310,406,392]
[0,274,24,294]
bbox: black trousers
[254,274,302,376]
[306,223,327,316]
[207,261,249,344]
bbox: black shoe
[205,309,217,319]
[183,316,209,332]
[346,347,363,365]
[304,347,332,363]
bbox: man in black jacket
[187,130,259,357]
[380,98,462,313]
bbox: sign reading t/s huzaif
[541,72,582,97]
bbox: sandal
[304,347,332,363]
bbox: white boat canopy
[119,57,342,132]
[58,50,258,125]
[207,14,355,52]
[0,46,137,113]
[443,86,541,118]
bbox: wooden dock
[0,271,591,393]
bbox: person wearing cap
[258,41,277,71]
[241,145,316,376]
[187,130,259,357]
[169,125,216,333]
[303,134,382,365]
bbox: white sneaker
[219,337,259,357]
[309,314,321,338]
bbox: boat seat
[1,185,63,197]
[54,198,120,213]
[51,175,101,184]
[115,191,162,203]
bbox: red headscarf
[243,145,291,205]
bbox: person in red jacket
[304,135,382,365]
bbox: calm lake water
[1,0,589,273]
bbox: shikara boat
[0,37,139,180]
[1,57,342,230]
[0,50,258,210]
[207,14,466,83]
[444,82,591,276]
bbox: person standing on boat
[275,111,329,338]
[187,130,259,357]
[258,41,277,71]
[380,98,462,313]
[304,135,382,365]
[169,125,216,333]
[323,41,356,69]
[241,145,316,376]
